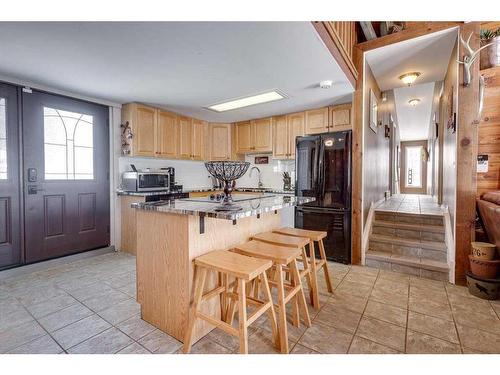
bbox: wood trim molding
[356,22,462,52]
[455,22,481,285]
[312,21,357,87]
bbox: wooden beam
[359,22,377,40]
[312,21,357,87]
[455,22,481,285]
[351,45,364,265]
[356,22,461,52]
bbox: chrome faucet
[249,166,263,188]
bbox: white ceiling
[365,27,457,91]
[0,22,354,122]
[393,82,435,141]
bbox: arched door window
[44,107,94,180]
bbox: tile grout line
[443,284,465,354]
[6,304,67,354]
[345,267,379,353]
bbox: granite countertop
[131,194,314,220]
[117,187,295,197]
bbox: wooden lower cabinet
[120,195,145,255]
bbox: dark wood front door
[0,83,21,268]
[22,90,110,263]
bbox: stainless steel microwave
[121,171,170,192]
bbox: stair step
[369,234,446,251]
[373,220,445,233]
[366,250,448,273]
[374,210,444,226]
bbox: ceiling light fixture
[206,90,286,112]
[408,98,421,106]
[399,72,421,86]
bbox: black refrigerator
[294,131,352,264]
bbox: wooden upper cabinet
[329,103,352,130]
[209,123,231,160]
[272,112,305,159]
[273,116,288,159]
[305,107,329,135]
[156,110,178,158]
[191,119,206,160]
[235,121,253,153]
[178,115,192,159]
[122,103,157,157]
[252,117,272,153]
[287,112,305,158]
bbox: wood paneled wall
[477,66,500,197]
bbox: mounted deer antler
[458,32,494,86]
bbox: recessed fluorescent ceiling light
[207,91,286,112]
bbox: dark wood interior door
[22,90,110,263]
[0,83,21,269]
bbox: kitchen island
[132,194,314,344]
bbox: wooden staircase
[365,210,449,280]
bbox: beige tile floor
[1,252,499,354]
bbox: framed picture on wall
[369,89,378,133]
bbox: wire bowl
[204,161,250,211]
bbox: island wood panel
[135,210,281,343]
[120,195,145,255]
[477,66,500,198]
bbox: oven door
[137,173,169,191]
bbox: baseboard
[0,246,116,281]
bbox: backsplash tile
[118,155,295,191]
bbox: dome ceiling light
[408,98,421,106]
[399,72,421,86]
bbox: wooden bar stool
[233,240,311,354]
[183,250,278,354]
[273,228,333,301]
[252,231,320,309]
